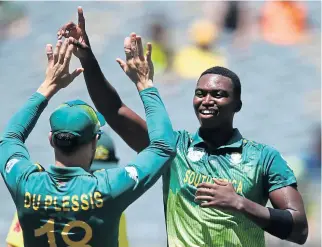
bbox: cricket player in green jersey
[0,36,176,246]
[6,131,129,247]
[58,7,308,246]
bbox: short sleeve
[261,146,297,193]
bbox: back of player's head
[199,66,242,112]
[50,100,106,154]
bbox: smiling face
[193,74,239,129]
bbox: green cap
[50,100,106,145]
[91,131,119,171]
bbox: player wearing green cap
[0,36,176,247]
[6,131,129,247]
[58,7,308,247]
[91,131,129,247]
[91,131,119,170]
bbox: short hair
[199,66,241,100]
[52,132,92,155]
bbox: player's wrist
[136,80,154,92]
[79,49,95,64]
[234,195,245,212]
[37,81,58,100]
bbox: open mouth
[199,109,219,117]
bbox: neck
[54,150,91,171]
[199,125,234,149]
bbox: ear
[92,134,99,150]
[48,132,54,148]
[235,100,242,112]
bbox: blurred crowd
[0,1,320,247]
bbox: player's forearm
[139,87,176,155]
[80,53,123,117]
[129,87,176,187]
[237,197,308,244]
[80,53,149,152]
[1,92,48,143]
[236,196,270,228]
[0,92,47,168]
[108,87,175,206]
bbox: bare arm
[236,186,308,244]
[58,7,149,152]
[80,53,149,153]
[196,181,308,245]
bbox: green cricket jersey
[0,87,175,247]
[163,129,297,247]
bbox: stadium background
[0,1,320,247]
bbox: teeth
[201,110,214,114]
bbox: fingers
[197,182,214,189]
[213,178,228,186]
[124,37,132,61]
[136,36,144,61]
[78,6,86,31]
[70,68,84,81]
[62,38,75,68]
[116,58,128,72]
[195,195,213,202]
[146,42,152,63]
[46,44,53,66]
[53,40,63,64]
[195,188,214,196]
[200,201,213,208]
[57,22,77,39]
[130,33,138,58]
[58,39,70,64]
[69,36,89,50]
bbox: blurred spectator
[146,17,173,76]
[173,19,226,80]
[91,130,120,170]
[203,1,253,49]
[0,1,30,41]
[260,1,309,45]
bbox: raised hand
[116,33,154,91]
[37,38,83,99]
[57,6,90,58]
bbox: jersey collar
[48,165,90,177]
[191,128,243,149]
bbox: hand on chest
[176,146,262,198]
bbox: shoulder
[174,129,190,138]
[242,139,287,169]
[174,130,193,145]
[5,158,44,176]
[243,139,280,157]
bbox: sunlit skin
[193,74,240,148]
